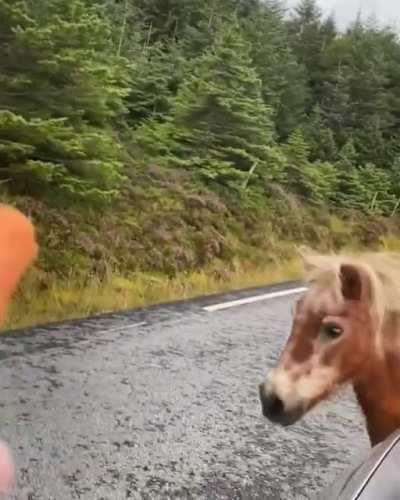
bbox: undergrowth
[3,168,400,331]
[6,259,302,330]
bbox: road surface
[0,281,369,499]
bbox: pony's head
[259,247,384,427]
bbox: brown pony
[259,248,400,447]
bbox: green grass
[6,218,400,331]
[5,258,301,330]
[4,177,400,331]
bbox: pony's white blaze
[264,364,338,410]
[296,365,338,402]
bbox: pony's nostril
[269,395,284,416]
[259,385,304,426]
[259,389,285,420]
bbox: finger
[0,204,38,324]
[0,441,14,494]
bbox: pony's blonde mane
[301,250,400,317]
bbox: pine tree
[124,44,177,126]
[282,129,337,204]
[136,21,279,189]
[303,105,337,161]
[320,65,352,147]
[288,0,335,111]
[321,19,393,165]
[98,0,184,127]
[346,25,392,165]
[243,2,308,139]
[331,141,368,211]
[132,0,207,45]
[381,28,400,142]
[0,0,130,200]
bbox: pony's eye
[321,323,343,340]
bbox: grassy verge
[4,167,400,331]
[8,226,400,331]
[6,257,302,330]
[6,228,400,331]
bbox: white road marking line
[96,321,147,335]
[203,287,308,312]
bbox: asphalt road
[0,281,370,499]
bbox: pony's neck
[353,311,400,446]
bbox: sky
[285,0,400,30]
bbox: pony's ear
[340,263,372,302]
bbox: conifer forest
[3,0,400,326]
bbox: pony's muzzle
[258,383,304,427]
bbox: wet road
[0,281,369,499]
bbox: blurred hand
[0,205,38,494]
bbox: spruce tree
[243,2,308,139]
[0,0,130,200]
[303,105,337,161]
[282,129,337,205]
[288,0,334,110]
[137,21,280,189]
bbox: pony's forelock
[301,252,391,326]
